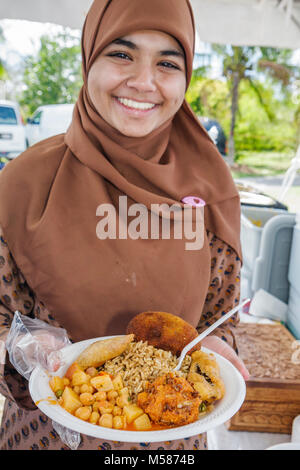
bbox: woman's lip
[113,97,160,116]
[115,96,160,105]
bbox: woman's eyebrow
[111,38,184,59]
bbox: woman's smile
[87,30,186,137]
[113,96,160,117]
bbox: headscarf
[0,0,241,342]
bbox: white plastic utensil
[174,298,250,371]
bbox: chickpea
[73,385,81,395]
[107,390,118,401]
[75,406,92,421]
[89,411,100,424]
[97,400,114,415]
[79,392,95,406]
[99,413,113,428]
[94,391,106,401]
[92,401,101,412]
[80,384,94,394]
[112,406,122,416]
[86,367,98,377]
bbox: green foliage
[186,77,230,123]
[19,31,83,117]
[187,48,299,155]
[0,25,8,80]
[234,79,298,154]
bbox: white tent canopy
[0,0,300,49]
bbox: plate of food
[29,311,246,442]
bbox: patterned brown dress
[0,229,241,450]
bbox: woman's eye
[107,52,131,60]
[159,61,180,70]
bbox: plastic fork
[173,298,250,371]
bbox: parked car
[25,103,75,147]
[0,100,27,159]
[199,117,227,156]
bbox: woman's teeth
[117,97,156,110]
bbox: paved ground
[238,173,300,187]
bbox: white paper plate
[29,336,246,443]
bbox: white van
[25,103,75,147]
[0,100,27,159]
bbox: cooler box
[287,213,300,339]
[241,206,295,302]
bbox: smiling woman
[0,0,245,452]
[87,30,186,137]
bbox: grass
[231,151,295,179]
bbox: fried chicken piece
[126,311,201,357]
[187,350,225,404]
[137,373,201,426]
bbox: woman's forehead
[106,29,185,54]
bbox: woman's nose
[126,65,157,92]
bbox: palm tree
[211,45,294,166]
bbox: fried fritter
[137,373,201,426]
[187,350,225,404]
[76,334,135,368]
[126,311,201,357]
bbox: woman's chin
[116,125,156,138]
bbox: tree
[0,26,9,82]
[19,30,83,116]
[211,45,294,165]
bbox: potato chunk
[61,387,82,414]
[65,362,83,380]
[90,374,114,392]
[71,370,90,387]
[112,374,124,391]
[123,404,144,424]
[133,413,152,431]
[49,376,64,395]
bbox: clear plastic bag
[6,311,71,380]
[52,420,81,450]
[5,311,81,449]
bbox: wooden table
[227,323,300,434]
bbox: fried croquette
[126,311,201,357]
[187,350,225,404]
[137,373,201,426]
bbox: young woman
[0,0,248,450]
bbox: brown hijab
[0,0,241,342]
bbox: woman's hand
[201,335,250,381]
[8,328,67,379]
[26,329,65,372]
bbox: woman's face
[87,30,186,137]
